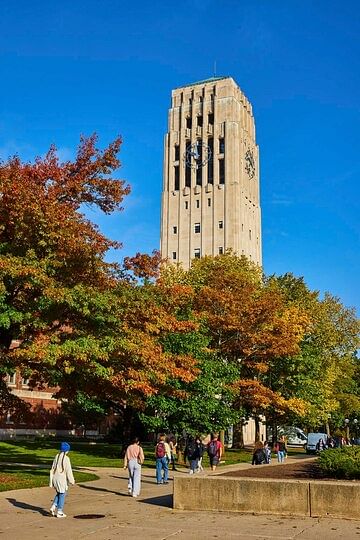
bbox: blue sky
[1,0,359,314]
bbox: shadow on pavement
[6,497,49,516]
[109,475,165,486]
[140,494,173,508]
[78,484,128,496]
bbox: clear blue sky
[1,1,359,314]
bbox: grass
[0,465,98,492]
[0,440,122,468]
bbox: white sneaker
[50,505,56,516]
[57,512,67,518]
[132,494,138,498]
[189,470,194,474]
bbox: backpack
[186,441,197,460]
[208,440,218,457]
[156,441,166,458]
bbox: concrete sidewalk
[0,463,359,539]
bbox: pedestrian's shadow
[78,484,128,496]
[6,498,49,516]
[140,494,173,508]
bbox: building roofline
[174,76,233,90]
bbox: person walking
[49,442,75,518]
[252,441,266,465]
[155,434,171,484]
[185,435,203,474]
[263,441,271,464]
[275,435,287,463]
[207,433,223,471]
[123,437,144,498]
[168,436,178,471]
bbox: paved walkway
[0,459,359,539]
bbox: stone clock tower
[160,76,262,268]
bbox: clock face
[185,142,212,169]
[244,149,256,179]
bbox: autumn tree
[264,274,360,437]
[160,254,310,441]
[0,137,198,422]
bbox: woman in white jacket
[49,442,75,518]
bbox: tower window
[174,165,180,191]
[185,141,192,187]
[208,113,214,125]
[194,248,201,259]
[186,117,192,129]
[197,116,203,127]
[173,226,177,234]
[207,138,213,184]
[196,199,200,208]
[172,252,177,260]
[218,220,223,229]
[218,247,224,255]
[185,201,189,209]
[174,145,180,161]
[219,158,225,184]
[249,229,252,240]
[219,138,225,154]
[208,198,211,207]
[196,142,202,186]
[194,223,201,233]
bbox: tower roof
[175,76,230,89]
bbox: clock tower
[160,76,261,268]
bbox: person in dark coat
[252,441,266,465]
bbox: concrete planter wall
[173,476,360,520]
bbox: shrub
[318,446,360,480]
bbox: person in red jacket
[207,433,223,471]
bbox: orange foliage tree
[0,137,197,418]
[161,253,310,439]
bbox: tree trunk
[254,416,260,442]
[232,422,244,448]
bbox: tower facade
[160,76,261,268]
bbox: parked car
[306,432,328,454]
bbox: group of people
[152,432,223,481]
[49,432,293,516]
[252,436,288,465]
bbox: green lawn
[0,440,122,468]
[0,465,98,492]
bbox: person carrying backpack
[207,433,222,471]
[185,435,203,474]
[252,441,266,465]
[155,434,171,484]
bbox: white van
[306,432,328,453]
[268,426,307,447]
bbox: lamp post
[353,418,358,441]
[344,418,350,441]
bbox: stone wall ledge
[173,476,360,520]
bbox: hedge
[318,446,360,480]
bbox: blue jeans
[53,491,66,512]
[277,451,285,463]
[156,457,169,483]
